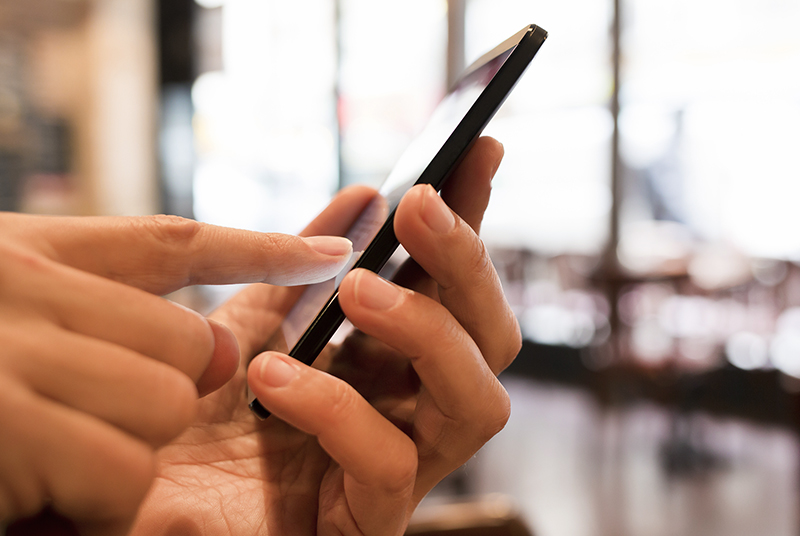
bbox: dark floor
[447,375,800,536]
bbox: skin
[0,216,354,534]
[3,137,520,536]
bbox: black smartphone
[250,24,547,419]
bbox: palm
[132,138,513,535]
[132,285,420,536]
[136,384,328,535]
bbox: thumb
[7,213,352,295]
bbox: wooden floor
[440,375,800,536]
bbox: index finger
[2,213,353,295]
[209,185,378,360]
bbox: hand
[129,137,520,535]
[0,214,353,535]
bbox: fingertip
[248,352,299,390]
[397,183,428,210]
[302,235,353,258]
[393,184,431,237]
[267,235,354,287]
[436,136,504,232]
[484,135,505,160]
[337,269,378,318]
[195,319,240,397]
[347,269,403,312]
[488,138,505,178]
[472,136,505,171]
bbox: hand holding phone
[250,24,547,418]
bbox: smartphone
[250,24,547,419]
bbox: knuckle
[459,234,497,289]
[424,312,453,341]
[263,232,292,251]
[479,383,511,443]
[379,457,417,496]
[123,216,204,288]
[411,312,465,361]
[383,440,418,492]
[499,315,523,372]
[0,242,50,276]
[141,215,202,248]
[326,378,359,424]
[0,245,54,301]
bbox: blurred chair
[405,495,533,536]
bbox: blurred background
[2,0,800,534]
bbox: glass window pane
[620,0,800,260]
[192,0,339,234]
[338,0,448,189]
[466,0,614,254]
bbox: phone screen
[250,25,547,418]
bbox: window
[191,0,339,234]
[464,0,613,254]
[619,0,800,261]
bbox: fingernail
[258,354,299,388]
[354,270,401,310]
[420,185,455,234]
[303,236,353,257]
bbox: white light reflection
[658,295,719,340]
[621,0,800,261]
[771,334,800,378]
[520,280,609,348]
[522,306,599,349]
[683,100,800,260]
[771,307,800,378]
[726,332,769,371]
[631,318,673,364]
